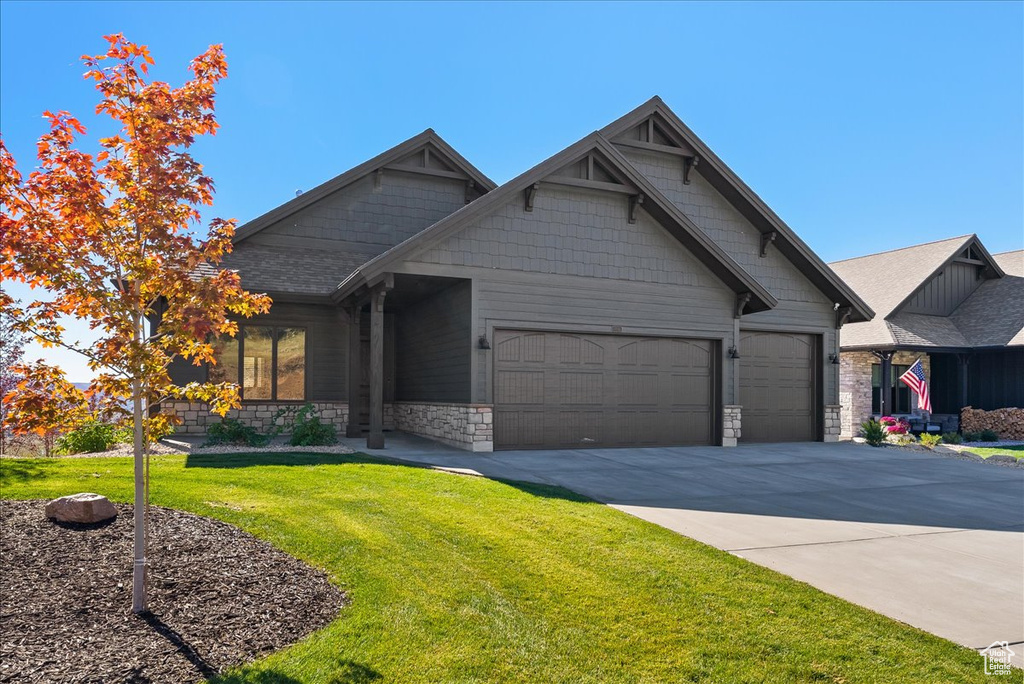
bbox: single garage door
[493,330,715,450]
[739,331,817,442]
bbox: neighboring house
[162,97,872,451]
[830,235,1024,438]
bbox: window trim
[210,324,309,403]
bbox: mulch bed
[0,500,346,683]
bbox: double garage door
[493,329,817,450]
[493,330,716,449]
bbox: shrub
[860,419,886,447]
[962,429,998,443]
[919,433,943,449]
[205,417,269,447]
[979,429,999,442]
[941,431,962,445]
[54,420,131,455]
[288,403,337,447]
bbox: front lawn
[956,445,1024,460]
[0,453,990,683]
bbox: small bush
[288,403,337,447]
[919,433,943,449]
[55,421,131,455]
[962,429,998,443]
[941,431,962,445]
[860,419,886,447]
[979,429,999,442]
[205,417,269,447]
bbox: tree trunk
[131,313,147,613]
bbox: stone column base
[824,404,842,442]
[722,405,742,447]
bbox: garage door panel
[495,330,715,449]
[739,331,817,443]
[558,371,604,405]
[495,370,545,405]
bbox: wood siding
[968,349,1024,410]
[903,261,983,316]
[395,281,472,402]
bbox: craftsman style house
[164,97,873,451]
[830,236,1023,438]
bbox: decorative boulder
[987,454,1019,466]
[45,493,118,524]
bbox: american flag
[899,359,932,413]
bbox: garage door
[493,330,715,450]
[739,331,817,442]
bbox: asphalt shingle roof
[830,237,1023,350]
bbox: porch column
[874,351,894,416]
[367,282,390,449]
[346,303,362,438]
[957,353,971,410]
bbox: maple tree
[0,35,271,612]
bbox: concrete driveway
[344,435,1024,663]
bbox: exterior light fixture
[829,353,840,365]
[727,346,740,359]
[478,335,491,350]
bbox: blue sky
[2,1,1022,380]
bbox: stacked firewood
[960,406,1024,440]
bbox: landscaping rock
[986,454,1019,466]
[957,451,985,462]
[45,493,118,524]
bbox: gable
[233,130,494,245]
[248,170,470,252]
[601,97,873,323]
[618,146,830,306]
[410,184,723,290]
[901,259,985,316]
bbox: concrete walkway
[341,434,1024,664]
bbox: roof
[994,249,1024,277]
[600,97,874,324]
[333,131,779,313]
[232,129,496,244]
[830,235,1021,350]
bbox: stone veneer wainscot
[392,402,493,452]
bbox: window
[210,326,306,401]
[871,364,912,414]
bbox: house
[830,235,1024,438]
[163,97,872,451]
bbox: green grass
[957,444,1024,460]
[0,452,992,683]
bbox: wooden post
[346,303,362,438]
[367,284,389,449]
[957,353,971,411]
[879,352,893,416]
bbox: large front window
[210,326,306,401]
[871,363,912,414]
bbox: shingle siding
[619,148,831,305]
[414,185,718,287]
[250,172,467,251]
